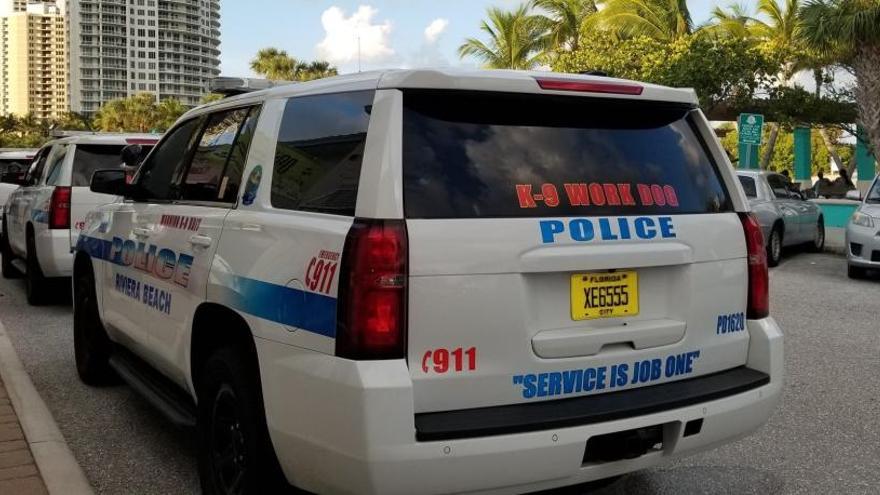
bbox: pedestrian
[781,169,791,179]
[813,170,832,197]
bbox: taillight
[739,212,769,319]
[535,77,644,95]
[335,219,408,360]
[49,186,71,230]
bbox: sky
[219,0,724,77]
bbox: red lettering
[589,183,606,206]
[421,347,478,374]
[617,183,636,205]
[516,184,537,208]
[564,183,591,206]
[603,183,621,206]
[651,184,667,206]
[306,258,316,288]
[542,183,560,207]
[637,184,653,205]
[663,185,679,207]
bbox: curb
[0,320,94,495]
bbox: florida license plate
[570,271,639,320]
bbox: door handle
[189,234,212,248]
[133,227,152,237]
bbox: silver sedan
[845,174,880,278]
[736,170,825,266]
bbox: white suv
[73,69,782,495]
[2,133,157,304]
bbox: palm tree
[250,48,297,80]
[458,5,546,70]
[705,2,754,38]
[592,0,694,42]
[155,98,187,131]
[531,0,598,53]
[800,0,880,164]
[295,61,338,81]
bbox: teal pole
[856,126,876,183]
[793,126,811,182]
[738,142,760,169]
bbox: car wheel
[25,234,47,305]
[767,226,783,267]
[848,264,867,279]
[1,217,19,279]
[73,268,118,385]
[809,219,825,252]
[198,348,288,495]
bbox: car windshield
[738,176,757,198]
[866,179,880,203]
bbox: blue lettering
[598,218,617,241]
[522,374,536,398]
[634,217,657,239]
[548,372,562,396]
[659,216,676,238]
[617,217,632,240]
[569,219,594,242]
[539,220,565,244]
[583,368,597,391]
[537,373,549,397]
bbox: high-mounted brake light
[535,78,644,95]
[125,138,158,145]
[335,219,408,360]
[739,212,769,319]
[49,186,71,230]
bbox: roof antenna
[357,34,362,73]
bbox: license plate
[570,271,639,320]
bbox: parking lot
[0,251,877,494]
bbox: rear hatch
[68,143,152,248]
[403,90,750,413]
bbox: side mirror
[845,189,861,201]
[0,172,26,186]
[120,144,143,168]
[90,169,127,196]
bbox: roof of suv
[44,133,160,147]
[191,68,700,119]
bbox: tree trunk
[813,69,822,97]
[818,127,845,172]
[852,46,880,178]
[760,123,779,170]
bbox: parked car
[846,174,880,278]
[1,133,157,304]
[736,170,825,266]
[0,149,38,216]
[72,68,782,494]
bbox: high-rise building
[69,0,220,115]
[0,0,68,120]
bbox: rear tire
[808,218,825,252]
[198,348,288,495]
[73,266,118,385]
[848,264,867,279]
[25,234,47,305]
[1,217,19,279]
[766,226,783,267]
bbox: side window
[767,175,790,199]
[26,147,51,186]
[135,118,202,201]
[181,105,260,203]
[45,145,69,186]
[271,91,374,216]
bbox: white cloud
[424,18,449,44]
[316,5,394,64]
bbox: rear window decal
[512,350,701,399]
[242,165,262,206]
[517,182,679,209]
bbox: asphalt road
[0,252,878,494]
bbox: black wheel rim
[210,386,247,495]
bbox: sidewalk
[0,376,48,494]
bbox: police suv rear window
[402,90,732,219]
[71,144,127,187]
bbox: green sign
[738,113,764,146]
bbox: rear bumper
[258,318,782,495]
[34,227,72,277]
[845,224,880,267]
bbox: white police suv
[73,69,783,494]
[2,133,157,304]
